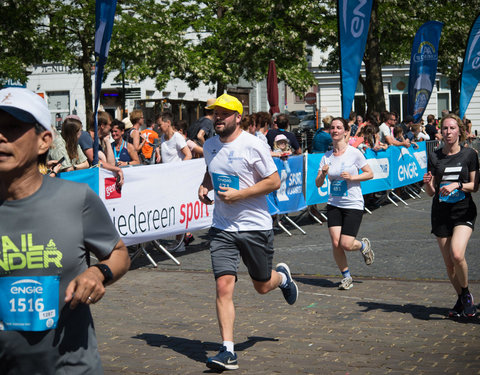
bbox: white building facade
[23,59,480,133]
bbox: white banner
[98,159,214,246]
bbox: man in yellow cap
[198,93,298,371]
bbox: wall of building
[24,62,480,133]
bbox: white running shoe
[361,238,374,265]
[338,277,353,290]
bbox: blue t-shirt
[312,129,332,153]
[112,140,132,163]
[78,131,93,152]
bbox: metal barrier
[425,140,441,154]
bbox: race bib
[331,179,348,197]
[439,182,465,203]
[212,173,240,192]
[0,276,60,332]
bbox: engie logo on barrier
[396,148,419,182]
[105,177,121,199]
[398,163,418,182]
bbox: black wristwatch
[91,263,113,285]
[458,181,463,191]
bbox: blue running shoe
[206,346,238,371]
[276,263,298,305]
[461,293,477,317]
[448,297,463,318]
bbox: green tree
[45,0,97,125]
[0,0,50,85]
[317,0,480,115]
[106,0,190,94]
[172,0,327,95]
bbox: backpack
[123,128,135,144]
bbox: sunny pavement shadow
[132,334,278,364]
[357,301,480,323]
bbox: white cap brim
[0,87,51,131]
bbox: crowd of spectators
[43,104,476,205]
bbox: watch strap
[91,263,113,285]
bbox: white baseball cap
[0,87,51,131]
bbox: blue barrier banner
[338,0,373,119]
[360,148,391,194]
[268,155,307,215]
[58,168,100,194]
[305,153,328,205]
[407,21,443,123]
[305,143,428,205]
[460,14,480,119]
[389,142,427,188]
[266,195,280,215]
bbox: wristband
[90,264,113,285]
[458,181,463,191]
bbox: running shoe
[448,297,463,318]
[461,292,477,317]
[206,346,238,371]
[184,233,195,246]
[361,238,374,265]
[339,277,353,290]
[276,263,298,305]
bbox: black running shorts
[431,197,477,237]
[326,204,364,237]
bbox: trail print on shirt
[1,234,62,272]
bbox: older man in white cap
[0,87,130,374]
[198,93,298,371]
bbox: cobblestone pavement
[93,192,480,374]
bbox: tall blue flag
[93,0,117,166]
[460,14,480,120]
[407,21,443,123]
[338,0,373,120]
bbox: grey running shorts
[208,227,274,282]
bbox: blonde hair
[130,109,144,125]
[322,115,333,127]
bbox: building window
[389,94,409,121]
[46,91,70,130]
[437,92,449,118]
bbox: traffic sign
[304,92,316,105]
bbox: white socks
[223,341,234,354]
[279,271,288,288]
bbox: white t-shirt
[378,123,391,144]
[161,132,187,163]
[415,132,430,141]
[256,131,268,145]
[319,145,368,210]
[203,131,278,231]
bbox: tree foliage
[106,0,189,91]
[0,0,50,84]
[2,0,479,116]
[316,0,480,114]
[170,0,327,95]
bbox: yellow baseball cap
[206,93,243,115]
